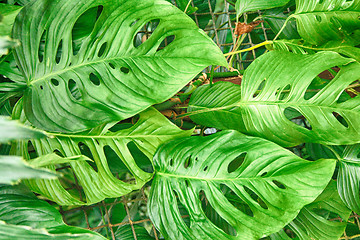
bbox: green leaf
[271,39,360,62]
[115,225,155,240]
[0,36,18,57]
[0,3,22,36]
[17,107,193,205]
[236,0,290,18]
[0,155,57,184]
[187,51,360,147]
[148,130,335,239]
[271,181,351,240]
[338,144,360,214]
[13,0,226,133]
[0,184,106,240]
[262,10,300,40]
[0,116,46,143]
[293,0,360,46]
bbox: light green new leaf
[17,107,193,205]
[271,181,351,240]
[148,130,335,240]
[293,0,360,46]
[13,0,226,133]
[0,116,46,143]
[0,3,22,36]
[188,51,360,147]
[0,184,106,240]
[236,0,290,18]
[0,155,57,184]
[338,144,360,214]
[0,36,18,57]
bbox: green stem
[184,0,192,13]
[323,145,342,161]
[224,41,273,57]
[273,15,293,41]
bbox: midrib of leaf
[28,55,211,86]
[188,101,357,116]
[295,10,360,15]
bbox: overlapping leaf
[293,0,360,46]
[13,0,226,133]
[14,107,192,205]
[271,181,351,240]
[236,0,290,18]
[187,51,360,147]
[0,184,106,240]
[148,130,335,239]
[338,144,360,214]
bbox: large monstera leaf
[235,0,290,18]
[14,106,192,205]
[270,181,351,240]
[13,0,226,133]
[187,51,360,147]
[148,130,335,240]
[293,0,360,46]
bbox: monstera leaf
[14,106,192,205]
[13,0,226,133]
[0,184,106,240]
[187,51,360,147]
[338,144,360,214]
[235,0,290,18]
[293,0,360,46]
[148,130,335,240]
[271,181,351,240]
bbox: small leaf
[148,130,335,239]
[0,155,57,184]
[236,0,290,18]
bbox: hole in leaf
[51,78,59,86]
[89,73,100,85]
[273,180,286,189]
[40,85,43,90]
[38,30,46,62]
[98,42,107,57]
[157,35,176,51]
[78,142,97,172]
[104,145,136,184]
[332,112,349,128]
[173,190,190,227]
[316,15,322,22]
[133,19,160,48]
[244,186,268,210]
[55,40,62,64]
[277,84,291,100]
[228,153,246,173]
[200,190,237,236]
[72,5,103,55]
[184,155,192,169]
[27,141,38,159]
[109,62,115,69]
[120,67,130,74]
[221,184,254,217]
[253,79,266,98]
[284,107,312,130]
[185,179,190,188]
[260,172,267,177]
[337,80,358,103]
[203,166,208,171]
[54,149,65,158]
[127,141,153,173]
[312,208,342,222]
[284,227,296,238]
[68,79,82,100]
[170,158,174,166]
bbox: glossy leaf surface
[148,130,335,239]
[13,0,226,133]
[236,0,290,18]
[188,51,360,147]
[293,0,360,46]
[0,184,106,240]
[17,107,192,205]
[271,181,351,240]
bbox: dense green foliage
[0,0,359,239]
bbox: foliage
[0,0,360,239]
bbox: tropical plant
[0,0,360,239]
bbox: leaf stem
[323,145,342,161]
[184,0,192,13]
[224,41,273,57]
[273,15,293,41]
